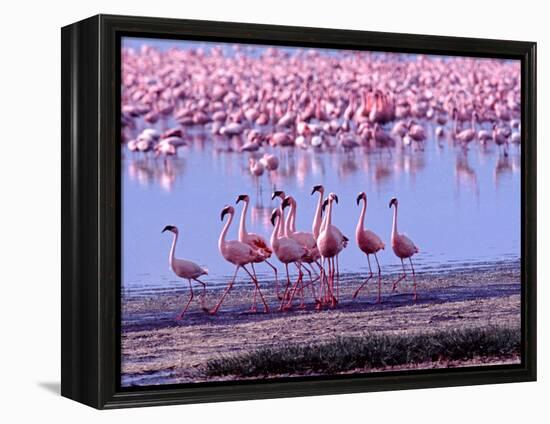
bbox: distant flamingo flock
[162,186,420,318]
[122,44,521,170]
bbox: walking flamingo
[388,197,420,301]
[209,206,269,314]
[161,225,208,319]
[281,195,321,306]
[317,193,348,306]
[270,207,310,310]
[236,194,280,304]
[353,193,385,303]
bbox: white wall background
[0,0,546,421]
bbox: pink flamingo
[281,195,321,306]
[493,124,509,156]
[407,121,427,150]
[317,193,347,306]
[161,225,208,319]
[389,197,420,301]
[310,185,329,302]
[236,194,280,305]
[209,206,269,314]
[353,193,385,302]
[270,208,309,310]
[452,109,477,147]
[259,153,279,171]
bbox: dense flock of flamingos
[121,43,521,318]
[122,45,521,166]
[162,186,418,318]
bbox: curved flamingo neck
[284,206,292,237]
[324,199,334,231]
[169,231,178,269]
[312,191,324,239]
[271,212,281,248]
[356,199,366,236]
[288,198,297,234]
[219,211,233,252]
[278,205,286,238]
[391,204,398,239]
[238,199,249,240]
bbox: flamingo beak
[389,198,397,208]
[333,194,339,204]
[356,194,362,205]
[221,206,231,221]
[272,190,283,200]
[270,210,277,226]
[161,225,174,233]
[322,199,329,212]
[311,185,322,195]
[236,194,247,204]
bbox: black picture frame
[61,14,537,409]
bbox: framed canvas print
[61,14,536,409]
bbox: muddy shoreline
[121,260,521,386]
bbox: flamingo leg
[315,258,325,309]
[243,265,269,313]
[290,263,306,309]
[302,263,318,302]
[373,253,382,304]
[263,259,280,300]
[176,279,194,320]
[281,263,292,303]
[250,263,258,313]
[329,257,337,307]
[335,255,340,304]
[391,259,407,293]
[193,277,207,308]
[328,257,335,304]
[409,257,417,302]
[353,254,374,299]
[326,257,333,305]
[324,258,332,303]
[307,262,321,283]
[283,263,304,310]
[210,266,240,315]
[296,263,311,309]
[318,257,326,306]
[309,260,323,303]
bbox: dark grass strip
[205,326,520,377]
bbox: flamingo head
[272,190,285,201]
[282,196,294,210]
[328,192,339,204]
[270,208,280,226]
[236,194,249,204]
[221,205,234,221]
[356,192,366,205]
[389,197,398,208]
[161,225,178,234]
[322,199,329,212]
[311,185,324,195]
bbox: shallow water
[122,124,521,293]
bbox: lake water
[122,125,521,294]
